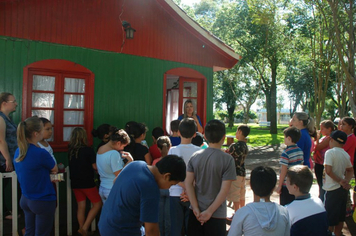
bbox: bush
[234,110,257,120]
[214,110,228,120]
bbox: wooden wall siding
[0,0,236,70]
[0,37,214,153]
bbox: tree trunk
[270,61,278,134]
[227,105,235,128]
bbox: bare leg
[240,199,245,208]
[77,201,86,229]
[82,201,103,231]
[334,222,344,236]
[233,201,240,212]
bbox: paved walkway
[226,145,354,236]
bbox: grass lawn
[225,123,289,147]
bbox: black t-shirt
[68,146,96,189]
[132,143,149,162]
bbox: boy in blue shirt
[276,127,304,206]
[98,155,186,236]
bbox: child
[226,125,250,213]
[168,118,202,236]
[276,127,304,206]
[68,127,103,236]
[169,120,181,146]
[97,128,133,203]
[98,155,186,236]
[149,127,165,161]
[14,116,58,236]
[152,136,172,236]
[91,123,112,151]
[38,117,56,163]
[314,120,334,201]
[286,165,328,236]
[191,132,208,149]
[323,130,353,236]
[124,122,152,164]
[228,166,290,236]
[152,136,171,166]
[185,119,236,236]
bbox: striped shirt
[280,144,303,185]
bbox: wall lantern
[122,21,136,39]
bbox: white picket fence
[0,167,96,236]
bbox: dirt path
[227,145,355,236]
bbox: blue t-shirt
[169,136,181,146]
[14,144,56,201]
[297,128,312,167]
[98,161,160,236]
[178,114,202,126]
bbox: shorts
[227,176,245,202]
[73,187,101,203]
[324,186,348,226]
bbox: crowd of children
[3,89,356,236]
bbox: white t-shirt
[168,144,201,197]
[323,147,352,191]
[38,141,57,164]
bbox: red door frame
[162,67,207,134]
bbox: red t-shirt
[343,133,356,165]
[149,144,161,160]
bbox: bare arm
[51,164,58,173]
[198,180,232,224]
[0,117,13,171]
[92,163,97,171]
[276,165,287,194]
[193,115,203,133]
[185,171,200,218]
[325,165,353,189]
[144,222,160,236]
[314,137,330,151]
[145,152,152,165]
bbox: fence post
[0,171,18,236]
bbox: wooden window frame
[23,59,95,152]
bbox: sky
[180,0,201,6]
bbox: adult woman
[178,100,203,133]
[290,112,315,168]
[96,128,133,203]
[0,92,18,219]
[14,116,58,235]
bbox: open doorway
[163,68,206,134]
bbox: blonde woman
[14,116,57,235]
[178,99,203,133]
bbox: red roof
[0,0,240,70]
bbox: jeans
[20,195,56,236]
[159,189,171,236]
[314,163,325,201]
[99,186,111,204]
[187,210,226,236]
[170,197,190,236]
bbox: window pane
[63,127,75,141]
[64,78,85,93]
[32,93,55,108]
[33,75,55,91]
[31,110,54,124]
[63,111,84,125]
[64,95,84,109]
[183,82,197,97]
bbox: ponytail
[16,116,43,162]
[306,116,315,135]
[16,121,28,162]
